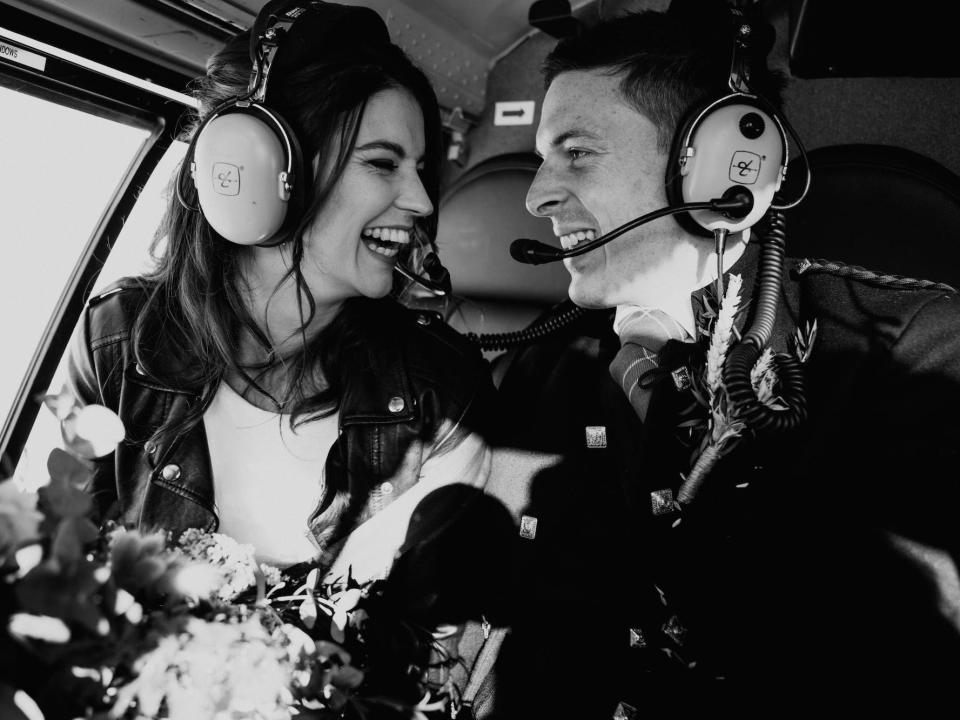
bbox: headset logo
[212,162,240,196]
[729,151,761,184]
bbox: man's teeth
[558,229,597,249]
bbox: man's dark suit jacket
[490,245,960,717]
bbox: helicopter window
[0,85,151,444]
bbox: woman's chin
[359,275,395,299]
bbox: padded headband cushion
[264,2,392,76]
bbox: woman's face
[299,87,433,304]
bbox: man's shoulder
[791,256,959,319]
[510,300,615,355]
[793,256,956,295]
[496,300,616,395]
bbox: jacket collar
[338,327,416,427]
[690,239,802,355]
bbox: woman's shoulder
[356,298,492,390]
[82,277,152,346]
[361,298,484,360]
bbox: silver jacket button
[160,464,181,481]
[388,396,405,413]
[380,481,394,495]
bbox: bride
[67,1,495,599]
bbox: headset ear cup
[667,95,787,237]
[192,105,301,245]
[176,128,203,212]
[667,104,714,238]
[254,108,306,247]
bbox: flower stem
[678,443,721,504]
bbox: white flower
[8,613,71,643]
[173,529,278,601]
[169,561,226,601]
[113,614,300,720]
[13,544,43,577]
[60,403,125,459]
[6,690,44,720]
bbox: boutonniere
[676,276,818,509]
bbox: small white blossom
[8,613,71,643]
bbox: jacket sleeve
[882,291,960,612]
[886,292,960,530]
[64,297,127,518]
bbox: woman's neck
[237,250,344,364]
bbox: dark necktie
[608,308,692,421]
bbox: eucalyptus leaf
[46,448,92,489]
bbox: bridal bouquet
[0,391,456,720]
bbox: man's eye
[566,148,589,161]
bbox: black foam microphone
[510,190,753,265]
[510,239,564,265]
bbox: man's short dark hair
[542,8,786,151]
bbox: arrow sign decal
[495,100,536,126]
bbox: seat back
[785,144,960,288]
[429,153,570,346]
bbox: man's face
[527,69,695,309]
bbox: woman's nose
[399,171,434,217]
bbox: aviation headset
[665,2,790,238]
[177,0,391,247]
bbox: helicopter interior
[2,0,960,473]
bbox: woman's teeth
[361,227,411,257]
[558,229,597,249]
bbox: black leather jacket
[66,282,496,563]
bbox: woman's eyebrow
[354,139,424,161]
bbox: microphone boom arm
[511,192,754,265]
[560,201,715,259]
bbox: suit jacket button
[388,396,405,413]
[161,464,181,481]
[417,313,430,326]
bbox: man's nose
[525,164,565,217]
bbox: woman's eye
[368,159,399,172]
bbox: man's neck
[615,231,749,338]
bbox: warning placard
[0,41,46,72]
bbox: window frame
[0,4,195,475]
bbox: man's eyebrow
[536,127,602,157]
[553,128,601,147]
[354,140,424,163]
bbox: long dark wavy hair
[132,27,442,446]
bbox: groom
[493,3,960,717]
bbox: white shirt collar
[613,297,697,340]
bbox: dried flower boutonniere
[677,277,818,508]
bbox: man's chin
[567,281,614,310]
